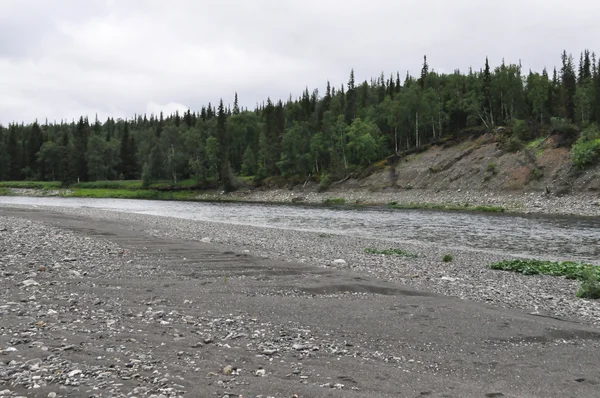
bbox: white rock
[48,309,58,315]
[201,237,212,243]
[255,369,266,377]
[441,276,458,282]
[332,259,347,265]
[21,279,39,287]
[68,369,82,378]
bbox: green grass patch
[64,188,197,201]
[72,180,143,190]
[490,259,599,280]
[0,187,11,196]
[526,137,545,150]
[364,248,418,258]
[388,202,504,213]
[323,197,346,205]
[0,181,63,189]
[577,268,600,299]
[442,254,454,262]
[71,179,201,191]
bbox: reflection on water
[1,196,599,263]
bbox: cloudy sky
[0,0,597,125]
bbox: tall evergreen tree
[217,99,234,191]
[345,69,356,123]
[561,50,577,121]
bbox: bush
[442,254,454,262]
[486,162,498,174]
[501,136,524,153]
[572,138,600,169]
[318,172,330,192]
[512,119,532,141]
[577,267,600,299]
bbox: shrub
[486,162,498,174]
[572,138,600,169]
[490,259,598,281]
[512,119,532,141]
[442,254,453,262]
[502,136,524,153]
[318,172,330,192]
[577,267,600,299]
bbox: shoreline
[2,186,600,217]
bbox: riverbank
[2,184,600,217]
[1,206,600,398]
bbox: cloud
[1,0,598,124]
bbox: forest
[1,50,599,190]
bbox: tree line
[1,50,599,188]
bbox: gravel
[1,204,600,397]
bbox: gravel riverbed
[1,204,600,397]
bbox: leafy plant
[577,267,600,299]
[490,259,599,281]
[364,248,418,258]
[486,162,498,174]
[442,254,454,262]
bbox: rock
[222,365,233,375]
[47,393,57,398]
[262,348,278,355]
[201,237,212,243]
[21,279,39,287]
[47,309,58,315]
[441,276,458,282]
[332,259,347,266]
[255,368,266,377]
[62,257,77,262]
[292,343,308,351]
[67,369,82,377]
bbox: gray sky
[0,0,597,125]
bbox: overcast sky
[0,0,597,125]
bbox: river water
[1,196,599,263]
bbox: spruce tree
[561,50,577,121]
[217,99,234,192]
[345,69,356,124]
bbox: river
[1,196,599,263]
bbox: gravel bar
[1,204,600,398]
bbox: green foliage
[1,50,599,188]
[388,202,504,213]
[364,248,418,258]
[501,136,524,153]
[442,254,454,262]
[486,162,498,174]
[490,259,599,281]
[577,267,600,299]
[532,167,544,180]
[318,172,330,192]
[0,181,63,189]
[0,187,11,195]
[323,197,345,205]
[511,119,531,140]
[571,126,600,168]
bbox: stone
[255,368,266,377]
[222,365,233,375]
[332,259,347,265]
[21,279,39,287]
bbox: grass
[0,187,11,196]
[388,202,504,213]
[442,254,454,262]
[364,248,418,258]
[577,268,600,299]
[0,181,63,189]
[323,197,346,205]
[63,188,197,201]
[526,137,545,150]
[71,179,201,190]
[486,162,498,174]
[490,259,599,280]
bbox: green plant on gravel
[442,254,454,262]
[323,197,345,205]
[364,248,418,258]
[0,187,11,196]
[486,162,498,174]
[577,267,600,299]
[490,259,599,281]
[318,233,334,238]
